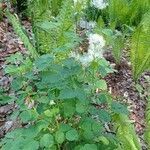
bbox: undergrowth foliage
[1,54,129,149]
[85,0,150,78]
[0,0,148,149]
[131,11,150,80]
[6,11,38,59]
[29,0,77,54]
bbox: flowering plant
[91,0,108,9]
[70,33,106,66]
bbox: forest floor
[0,18,150,149]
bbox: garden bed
[0,17,149,149]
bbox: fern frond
[113,114,141,150]
[130,12,150,80]
[111,33,124,64]
[30,0,76,54]
[108,0,130,27]
[5,11,38,59]
[129,0,150,26]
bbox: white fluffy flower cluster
[79,20,96,30]
[91,0,108,9]
[70,34,105,66]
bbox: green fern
[113,114,141,150]
[50,0,63,17]
[108,0,130,28]
[28,0,52,53]
[111,32,124,64]
[130,12,150,81]
[129,0,150,26]
[103,0,150,29]
[29,0,75,54]
[5,11,38,59]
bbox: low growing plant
[0,53,123,149]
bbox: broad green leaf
[36,120,49,131]
[44,108,59,117]
[59,124,72,132]
[63,100,76,117]
[97,93,108,104]
[40,134,54,148]
[95,80,107,90]
[20,110,38,123]
[5,52,23,64]
[0,95,13,105]
[55,131,65,144]
[34,54,53,71]
[97,136,109,145]
[59,88,76,99]
[111,102,128,115]
[37,96,49,103]
[76,101,87,114]
[22,126,39,138]
[80,144,97,150]
[5,128,23,139]
[22,139,39,150]
[98,109,111,122]
[11,77,24,91]
[19,110,32,123]
[92,121,102,134]
[66,129,79,141]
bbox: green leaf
[95,80,107,90]
[5,128,23,139]
[82,130,94,140]
[98,136,109,145]
[97,93,107,104]
[37,96,49,103]
[19,110,38,123]
[19,110,32,123]
[11,77,23,91]
[59,124,72,132]
[66,129,79,141]
[22,139,39,150]
[5,11,38,59]
[76,101,87,114]
[80,144,97,150]
[22,126,39,138]
[98,110,111,122]
[80,118,92,131]
[37,21,60,31]
[34,54,53,71]
[92,121,102,134]
[80,118,100,140]
[130,13,150,80]
[59,88,76,99]
[63,100,76,117]
[55,131,65,144]
[0,95,13,105]
[36,120,49,131]
[40,134,54,148]
[44,108,59,117]
[111,102,128,115]
[5,52,24,64]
